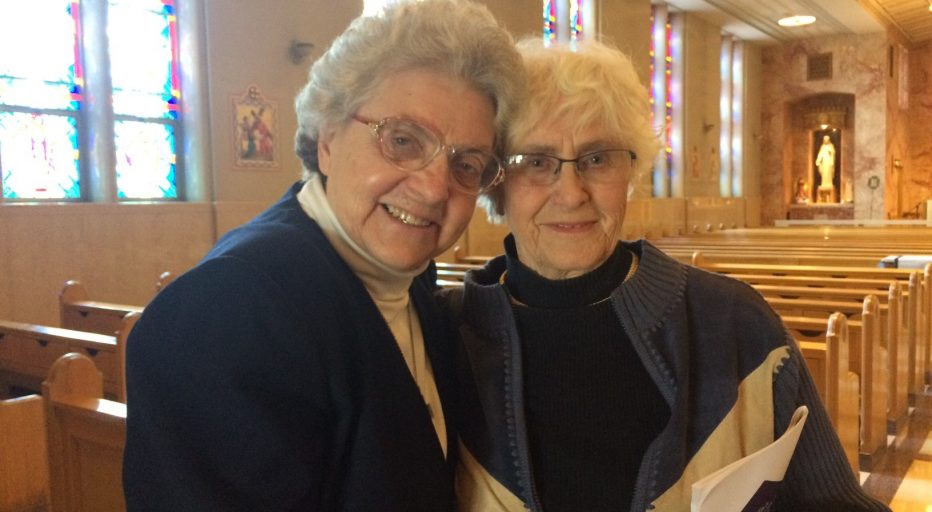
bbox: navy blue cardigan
[123,182,458,511]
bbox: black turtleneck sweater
[503,239,670,512]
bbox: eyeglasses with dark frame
[503,149,637,187]
[352,115,503,195]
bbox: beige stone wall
[905,42,932,219]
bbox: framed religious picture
[232,85,279,168]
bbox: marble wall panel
[907,42,932,218]
[761,33,888,224]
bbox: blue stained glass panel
[0,112,80,200]
[108,0,178,119]
[114,120,177,199]
[0,1,80,110]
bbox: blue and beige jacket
[449,240,888,512]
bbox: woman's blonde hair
[480,38,660,221]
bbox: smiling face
[503,116,630,280]
[317,68,495,272]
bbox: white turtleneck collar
[296,174,427,322]
[296,174,447,456]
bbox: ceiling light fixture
[777,15,816,27]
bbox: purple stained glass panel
[114,120,177,199]
[0,112,80,200]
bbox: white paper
[690,405,809,512]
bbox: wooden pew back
[0,394,49,512]
[765,287,909,432]
[783,296,887,469]
[0,313,138,402]
[825,313,860,476]
[43,353,126,512]
[59,281,143,336]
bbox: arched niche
[786,93,855,207]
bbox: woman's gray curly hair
[294,0,526,180]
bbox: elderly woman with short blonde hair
[450,38,889,512]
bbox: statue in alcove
[794,178,810,204]
[814,134,837,203]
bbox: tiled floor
[888,432,932,511]
[864,390,932,511]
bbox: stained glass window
[109,0,180,199]
[543,1,591,46]
[0,112,80,199]
[0,0,83,200]
[544,0,557,43]
[650,5,679,198]
[570,0,582,42]
[115,120,176,199]
[0,0,182,202]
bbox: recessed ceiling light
[777,15,816,27]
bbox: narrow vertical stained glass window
[570,0,582,42]
[0,0,83,200]
[544,0,557,43]
[109,0,181,199]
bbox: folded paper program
[691,405,809,512]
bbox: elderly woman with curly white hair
[448,39,889,512]
[122,1,524,511]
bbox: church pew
[452,246,493,266]
[654,226,932,249]
[796,313,859,475]
[737,272,926,399]
[0,394,49,512]
[0,312,139,402]
[60,280,144,336]
[783,297,887,470]
[435,261,482,288]
[764,290,909,435]
[920,265,932,389]
[43,352,126,512]
[694,257,930,379]
[668,249,884,267]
